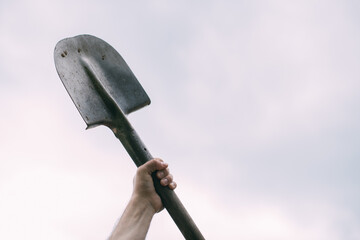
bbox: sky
[1,0,360,239]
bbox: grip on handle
[113,127,205,240]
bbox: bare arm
[109,158,177,240]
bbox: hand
[109,159,177,240]
[132,158,177,213]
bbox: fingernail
[158,171,164,178]
[162,179,168,185]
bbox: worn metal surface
[54,34,150,129]
[54,35,205,240]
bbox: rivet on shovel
[54,34,205,240]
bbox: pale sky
[1,1,360,239]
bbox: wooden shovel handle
[113,126,205,240]
[152,174,205,240]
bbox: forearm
[109,159,175,239]
[109,196,156,240]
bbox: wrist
[109,195,156,240]
[130,194,157,216]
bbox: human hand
[109,159,177,240]
[131,158,177,214]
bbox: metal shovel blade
[54,35,205,240]
[54,34,150,129]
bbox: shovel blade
[54,34,150,128]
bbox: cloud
[1,0,360,239]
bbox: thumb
[142,158,168,174]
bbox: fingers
[156,167,169,178]
[141,158,168,174]
[160,173,173,186]
[156,166,177,190]
[159,174,177,190]
[141,158,177,190]
[168,182,177,190]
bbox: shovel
[54,34,205,240]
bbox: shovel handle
[113,126,205,240]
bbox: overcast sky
[1,1,360,239]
